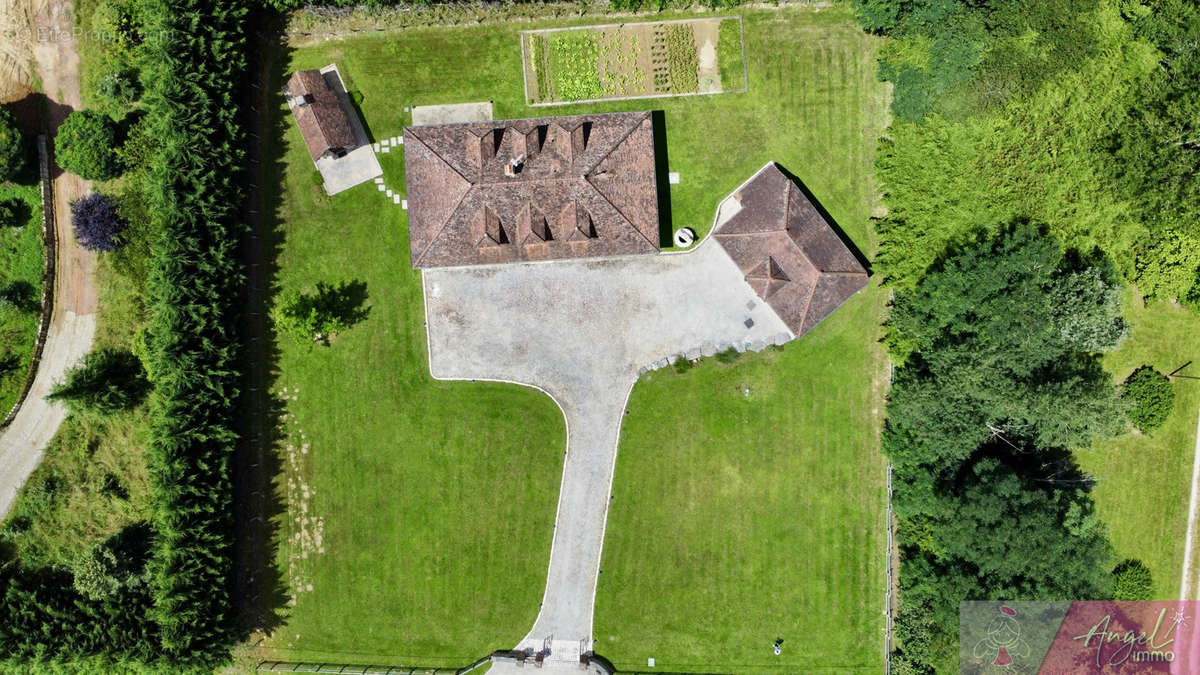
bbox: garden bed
[522,17,746,105]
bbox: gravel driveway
[422,239,790,663]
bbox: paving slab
[411,100,494,126]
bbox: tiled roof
[287,70,355,162]
[714,163,868,337]
[403,111,660,269]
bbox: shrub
[55,110,121,180]
[1112,559,1154,601]
[46,348,150,416]
[0,353,20,377]
[71,192,128,252]
[1121,366,1175,433]
[0,199,18,227]
[97,68,143,111]
[0,280,38,313]
[0,106,25,182]
[673,357,694,374]
[272,280,370,342]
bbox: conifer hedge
[1,0,249,669]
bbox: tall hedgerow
[138,0,248,667]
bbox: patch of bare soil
[693,19,721,93]
[0,0,40,103]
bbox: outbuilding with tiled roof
[714,162,868,337]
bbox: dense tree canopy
[886,225,1126,469]
[882,227,1125,672]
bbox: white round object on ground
[673,227,696,248]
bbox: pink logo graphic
[974,605,1032,669]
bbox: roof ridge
[579,175,658,250]
[580,111,650,175]
[408,134,476,267]
[793,279,817,331]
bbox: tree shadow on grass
[230,10,293,642]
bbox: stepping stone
[377,184,386,192]
[668,172,680,185]
[393,194,401,205]
[401,199,407,209]
[373,143,380,152]
[373,176,384,184]
[391,136,402,145]
[386,189,394,198]
[379,139,389,147]
[381,146,390,153]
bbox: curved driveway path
[423,239,791,665]
[0,0,96,520]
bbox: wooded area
[852,0,1200,671]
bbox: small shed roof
[287,69,355,162]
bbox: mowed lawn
[1079,293,1200,601]
[265,4,889,668]
[595,289,890,673]
[592,14,890,670]
[261,68,565,669]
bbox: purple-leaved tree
[71,192,127,252]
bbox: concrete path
[0,0,96,520]
[1179,406,1200,601]
[423,239,790,664]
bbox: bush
[0,199,18,228]
[46,348,150,416]
[0,280,38,313]
[673,357,693,374]
[55,110,121,180]
[1121,366,1175,433]
[0,106,25,182]
[1112,559,1154,601]
[71,192,128,252]
[272,280,370,342]
[97,67,143,111]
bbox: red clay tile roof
[403,111,659,269]
[714,163,868,337]
[287,70,355,162]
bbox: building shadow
[230,10,293,641]
[651,110,673,248]
[774,163,873,276]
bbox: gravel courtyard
[422,239,791,664]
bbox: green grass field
[264,5,889,668]
[596,290,890,673]
[1079,292,1200,600]
[0,182,44,415]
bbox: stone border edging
[1,135,58,429]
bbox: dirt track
[0,0,97,519]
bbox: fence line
[257,654,491,675]
[1,135,58,429]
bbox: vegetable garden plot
[522,17,747,105]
